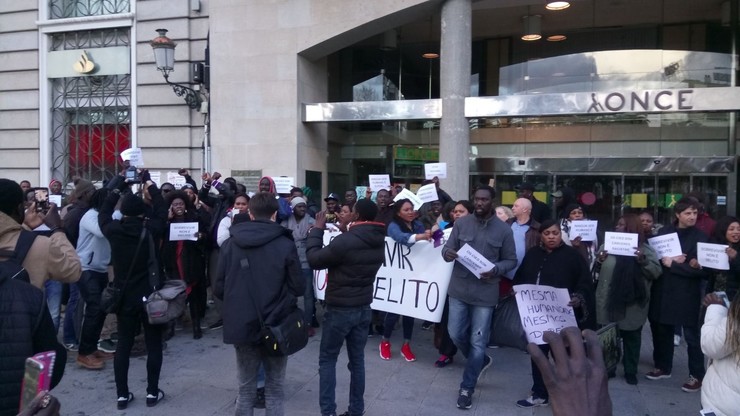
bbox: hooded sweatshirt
[214,219,304,345]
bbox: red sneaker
[400,342,416,362]
[379,340,391,360]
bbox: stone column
[439,0,471,200]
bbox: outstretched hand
[528,327,612,416]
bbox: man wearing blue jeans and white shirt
[306,199,386,416]
[442,185,517,410]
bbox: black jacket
[513,243,596,329]
[63,200,90,248]
[214,220,304,345]
[306,222,386,307]
[648,225,710,326]
[99,184,168,316]
[0,275,65,416]
[161,211,209,284]
[530,198,551,224]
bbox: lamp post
[150,29,202,109]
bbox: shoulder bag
[100,227,146,314]
[144,232,187,325]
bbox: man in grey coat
[442,185,517,410]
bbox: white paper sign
[166,172,187,189]
[313,231,342,301]
[456,243,495,279]
[272,177,294,194]
[416,183,439,204]
[697,242,730,270]
[513,284,579,345]
[148,171,161,187]
[368,174,391,191]
[169,222,199,241]
[393,188,424,210]
[570,220,598,241]
[604,232,639,257]
[648,233,683,258]
[120,147,144,166]
[424,163,447,179]
[49,194,62,207]
[314,235,454,322]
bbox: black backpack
[0,229,38,283]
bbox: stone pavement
[53,309,703,416]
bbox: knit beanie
[120,194,147,217]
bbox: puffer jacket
[0,272,66,416]
[306,222,386,307]
[700,304,740,416]
[214,219,304,345]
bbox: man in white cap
[281,196,316,336]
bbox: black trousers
[649,320,705,379]
[77,270,108,355]
[436,297,458,357]
[114,309,164,397]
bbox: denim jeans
[319,305,372,416]
[234,343,287,416]
[302,268,315,325]
[77,270,109,355]
[63,282,80,345]
[446,297,494,391]
[45,280,62,331]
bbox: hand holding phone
[33,188,49,214]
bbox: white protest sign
[697,242,730,270]
[166,172,187,189]
[49,194,62,207]
[648,233,683,258]
[169,222,199,241]
[368,174,391,191]
[513,284,578,345]
[424,162,447,179]
[120,148,144,166]
[393,188,424,210]
[416,183,439,204]
[148,171,161,187]
[456,243,495,279]
[314,235,454,322]
[570,220,598,242]
[273,177,294,194]
[604,232,639,256]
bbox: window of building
[49,0,130,19]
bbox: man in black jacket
[214,192,304,415]
[306,199,386,416]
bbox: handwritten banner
[169,222,198,241]
[570,220,598,241]
[120,147,144,166]
[697,242,730,270]
[456,243,495,278]
[415,183,439,204]
[393,188,424,210]
[513,284,578,345]
[314,235,454,322]
[272,177,294,194]
[166,172,187,189]
[604,232,639,257]
[648,232,683,258]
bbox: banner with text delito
[313,233,453,322]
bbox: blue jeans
[63,282,80,345]
[45,280,62,332]
[319,305,372,416]
[302,268,315,325]
[234,343,287,416]
[447,297,494,391]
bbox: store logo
[587,89,694,113]
[73,51,95,74]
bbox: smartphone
[19,351,55,412]
[715,291,731,307]
[33,188,49,213]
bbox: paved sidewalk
[53,310,702,416]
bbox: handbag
[144,232,187,325]
[490,295,528,351]
[100,227,147,314]
[244,266,308,356]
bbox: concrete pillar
[439,0,472,201]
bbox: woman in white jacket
[700,292,740,416]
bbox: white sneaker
[673,335,681,346]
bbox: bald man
[506,198,541,280]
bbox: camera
[125,165,140,184]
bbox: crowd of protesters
[1,171,739,416]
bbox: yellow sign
[73,50,95,74]
[630,193,648,208]
[501,191,517,205]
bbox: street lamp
[150,29,202,109]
